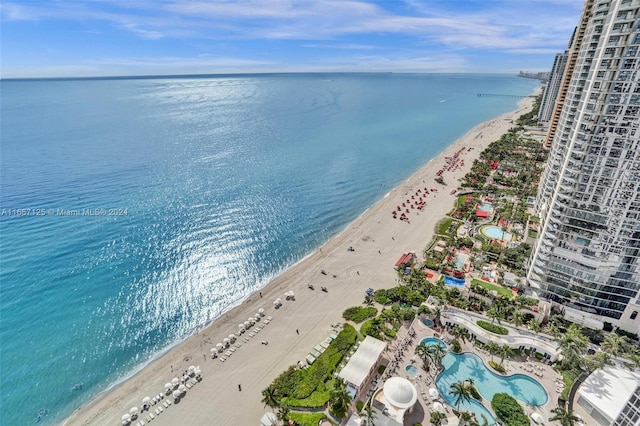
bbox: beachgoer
[238,384,242,391]
[296,329,299,335]
[259,292,262,298]
[171,365,173,372]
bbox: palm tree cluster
[415,341,447,374]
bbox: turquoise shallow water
[436,350,548,424]
[0,73,537,424]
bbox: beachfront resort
[253,87,640,425]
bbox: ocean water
[0,73,537,424]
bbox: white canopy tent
[338,336,386,391]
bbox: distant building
[538,50,570,124]
[528,0,640,334]
[576,366,640,426]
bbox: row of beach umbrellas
[210,309,266,354]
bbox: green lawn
[287,412,330,426]
[471,279,513,298]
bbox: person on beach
[296,329,299,335]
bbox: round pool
[480,225,512,241]
[405,365,418,376]
[421,337,447,348]
[422,318,434,327]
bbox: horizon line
[1,70,523,82]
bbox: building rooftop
[338,336,386,389]
[578,366,640,424]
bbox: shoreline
[64,89,539,426]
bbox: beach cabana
[261,412,278,426]
[141,396,151,409]
[121,413,131,425]
[164,382,172,392]
[129,407,138,419]
[172,377,179,387]
[338,335,386,400]
[258,308,265,315]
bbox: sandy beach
[64,92,537,426]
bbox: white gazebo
[372,376,418,425]
[338,336,386,399]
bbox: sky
[0,0,584,78]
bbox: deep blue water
[0,73,537,424]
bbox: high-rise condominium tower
[528,0,640,333]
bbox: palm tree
[529,320,541,333]
[499,344,511,366]
[453,325,470,344]
[584,351,613,372]
[486,342,500,362]
[362,404,377,425]
[511,309,524,328]
[278,403,290,422]
[261,385,281,411]
[330,380,352,418]
[415,342,431,371]
[428,343,447,371]
[560,324,589,367]
[487,305,501,324]
[430,411,447,426]
[549,404,581,426]
[449,380,472,411]
[601,333,625,357]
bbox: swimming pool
[422,318,434,327]
[436,351,548,423]
[480,225,512,241]
[421,337,447,348]
[480,202,493,212]
[405,365,418,376]
[444,276,465,288]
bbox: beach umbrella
[258,308,264,315]
[254,314,261,321]
[142,396,151,408]
[172,377,179,387]
[178,384,187,394]
[433,402,445,413]
[244,320,251,328]
[228,334,236,341]
[530,412,544,424]
[429,388,439,400]
[238,323,245,330]
[129,407,138,417]
[121,413,131,423]
[223,337,230,346]
[216,342,224,351]
[164,382,172,391]
[289,291,294,298]
[173,390,181,400]
[261,412,278,426]
[188,365,196,375]
[195,367,201,376]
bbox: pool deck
[380,318,565,425]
